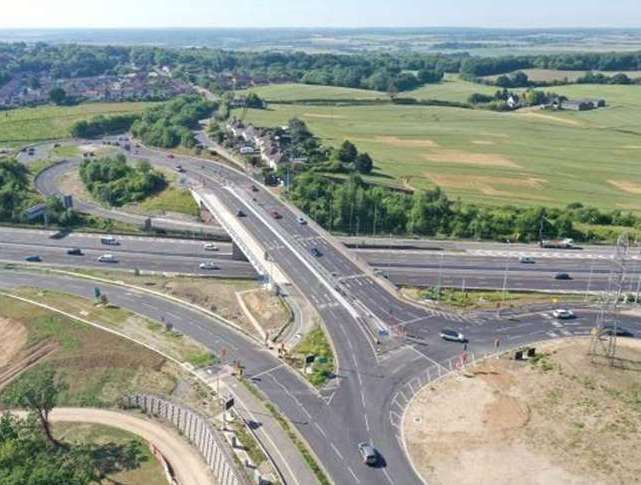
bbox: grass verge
[289,327,336,387]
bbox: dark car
[251,185,259,192]
[358,442,378,466]
[175,164,185,173]
[271,211,282,219]
[554,272,572,280]
[24,255,41,262]
[602,325,634,338]
[310,247,322,257]
[66,248,83,256]
[236,210,246,217]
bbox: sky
[1,0,640,29]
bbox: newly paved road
[17,136,641,485]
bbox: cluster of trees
[0,158,32,221]
[1,367,145,484]
[577,72,641,85]
[461,51,641,78]
[468,88,559,110]
[71,114,140,139]
[494,71,530,88]
[289,173,640,242]
[131,95,216,148]
[79,154,166,207]
[329,140,374,174]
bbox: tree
[49,87,67,105]
[337,140,358,164]
[5,367,67,447]
[354,152,373,174]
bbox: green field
[239,82,641,211]
[237,82,386,101]
[0,102,154,143]
[406,73,497,102]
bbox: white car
[440,329,466,342]
[297,216,307,225]
[98,254,117,263]
[100,235,119,245]
[199,261,219,270]
[552,309,575,319]
[203,243,219,251]
[519,256,535,264]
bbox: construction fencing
[124,394,250,485]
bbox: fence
[124,394,250,485]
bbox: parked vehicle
[440,329,466,342]
[24,255,41,262]
[66,248,83,256]
[98,254,117,263]
[552,309,575,319]
[358,442,378,466]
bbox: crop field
[237,82,386,102]
[0,102,153,143]
[406,74,497,102]
[239,81,641,211]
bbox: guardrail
[123,394,251,485]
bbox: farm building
[552,98,606,111]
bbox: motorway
[7,136,641,484]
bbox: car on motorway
[24,255,41,262]
[175,164,185,173]
[358,442,378,466]
[203,242,219,251]
[100,235,119,246]
[199,261,219,270]
[602,325,634,337]
[310,247,322,257]
[236,210,246,217]
[554,272,572,280]
[552,309,575,319]
[440,329,466,342]
[519,256,535,264]
[271,210,282,219]
[66,248,83,256]
[297,216,307,225]
[250,185,259,192]
[167,154,175,159]
[98,254,117,263]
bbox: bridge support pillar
[232,241,249,262]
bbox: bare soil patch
[518,111,582,127]
[374,136,439,148]
[422,149,520,168]
[303,113,345,119]
[608,179,641,195]
[239,288,291,336]
[423,173,550,200]
[471,140,495,146]
[58,170,92,201]
[0,318,26,366]
[405,338,641,485]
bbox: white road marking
[330,442,344,460]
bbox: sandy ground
[405,338,641,485]
[9,408,213,485]
[0,318,26,366]
[608,179,641,195]
[422,149,520,168]
[239,288,291,335]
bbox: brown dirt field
[608,179,641,195]
[0,318,26,366]
[405,338,641,485]
[423,173,550,200]
[518,111,582,127]
[303,113,345,119]
[239,289,291,335]
[374,136,439,148]
[422,149,520,168]
[471,140,495,145]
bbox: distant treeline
[1,42,641,94]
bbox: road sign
[224,397,235,411]
[305,354,316,365]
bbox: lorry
[540,238,574,249]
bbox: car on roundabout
[440,329,466,342]
[552,308,575,319]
